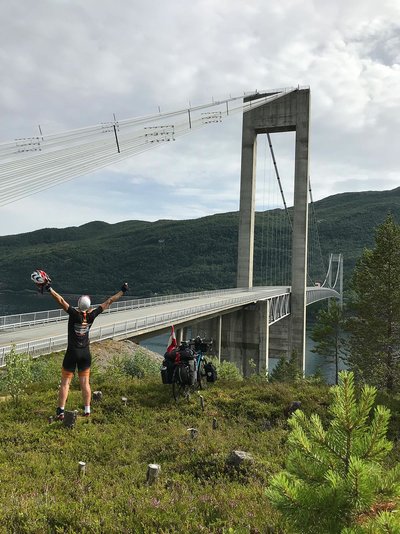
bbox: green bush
[210,357,243,381]
[4,347,32,404]
[0,369,6,394]
[30,355,61,387]
[122,350,161,379]
[106,350,161,380]
[269,351,301,382]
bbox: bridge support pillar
[219,303,269,377]
[177,328,183,345]
[237,116,257,288]
[268,316,290,361]
[258,301,269,375]
[237,88,310,373]
[216,315,222,362]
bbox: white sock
[85,405,90,414]
[59,406,65,411]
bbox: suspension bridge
[0,87,342,374]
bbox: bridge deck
[0,286,339,365]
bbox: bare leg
[79,375,91,407]
[58,374,73,407]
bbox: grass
[0,357,398,533]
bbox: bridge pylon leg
[237,88,310,374]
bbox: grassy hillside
[0,349,399,533]
[2,187,400,297]
[0,353,330,534]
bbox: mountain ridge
[1,187,400,296]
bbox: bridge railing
[0,288,244,331]
[306,287,340,305]
[0,288,291,366]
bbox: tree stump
[78,461,86,476]
[146,464,161,485]
[187,427,198,439]
[93,391,103,401]
[63,410,78,429]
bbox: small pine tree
[5,347,32,405]
[266,371,400,533]
[210,357,243,381]
[311,299,347,385]
[269,351,300,382]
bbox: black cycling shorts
[62,347,91,374]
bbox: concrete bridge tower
[236,88,310,371]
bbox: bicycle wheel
[172,366,190,402]
[197,360,208,390]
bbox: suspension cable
[266,133,292,230]
[308,179,326,276]
[0,89,297,207]
[264,133,293,285]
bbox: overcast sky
[0,0,399,236]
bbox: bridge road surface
[0,288,290,351]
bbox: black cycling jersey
[62,305,103,373]
[66,305,103,350]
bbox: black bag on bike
[179,348,195,361]
[164,349,178,362]
[177,363,191,385]
[160,359,174,384]
[200,342,209,353]
[205,362,217,382]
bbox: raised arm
[48,287,70,312]
[100,283,128,311]
[30,270,70,312]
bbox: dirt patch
[91,339,163,370]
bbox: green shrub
[4,347,32,404]
[106,353,128,378]
[30,355,61,387]
[0,369,6,394]
[269,351,301,382]
[122,350,161,379]
[210,357,243,381]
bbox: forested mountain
[2,187,400,297]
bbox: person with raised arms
[31,270,128,420]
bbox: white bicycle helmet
[77,295,91,312]
[31,269,51,285]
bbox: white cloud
[0,0,399,235]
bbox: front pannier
[160,358,175,384]
[205,362,218,382]
[161,365,169,384]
